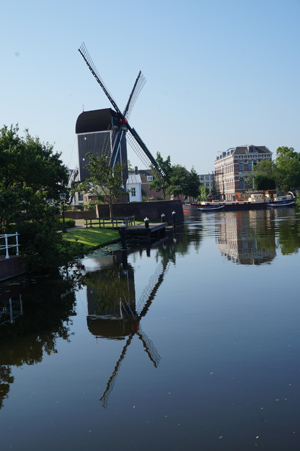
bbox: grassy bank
[62,227,120,253]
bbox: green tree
[275,146,300,193]
[0,125,72,273]
[74,152,125,218]
[246,159,276,191]
[184,167,201,199]
[167,164,187,198]
[199,184,209,200]
[150,152,172,199]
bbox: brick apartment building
[213,145,272,201]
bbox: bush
[58,218,75,229]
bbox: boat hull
[183,199,295,212]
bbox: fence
[85,216,136,228]
[0,233,20,259]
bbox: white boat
[198,204,225,212]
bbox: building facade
[213,145,272,201]
[127,173,142,202]
[198,173,215,192]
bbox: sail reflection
[85,249,168,408]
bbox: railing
[85,216,136,228]
[0,233,20,259]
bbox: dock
[126,222,167,239]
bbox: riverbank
[61,226,121,253]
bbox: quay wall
[0,256,27,282]
[65,201,184,225]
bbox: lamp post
[60,193,66,233]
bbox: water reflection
[85,250,168,408]
[0,270,81,410]
[216,210,276,265]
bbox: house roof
[127,173,142,184]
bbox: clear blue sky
[1,0,300,174]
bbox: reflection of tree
[0,366,14,409]
[273,209,300,255]
[0,267,82,410]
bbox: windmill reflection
[85,249,168,408]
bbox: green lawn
[62,227,120,252]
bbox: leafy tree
[275,146,300,193]
[200,184,209,200]
[246,159,276,191]
[167,164,187,198]
[253,174,276,190]
[184,167,201,199]
[150,152,172,199]
[0,125,72,273]
[74,152,125,218]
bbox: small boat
[267,192,296,208]
[268,200,295,208]
[198,204,225,212]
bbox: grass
[62,227,120,252]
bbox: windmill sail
[78,42,166,180]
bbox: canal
[1,208,300,450]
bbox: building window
[131,187,136,197]
[147,176,153,182]
[248,161,252,170]
[240,178,245,189]
[239,162,244,171]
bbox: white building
[127,173,142,202]
[198,173,215,191]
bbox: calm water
[1,209,300,450]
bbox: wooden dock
[126,222,167,239]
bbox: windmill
[76,42,165,185]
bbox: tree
[74,152,125,218]
[184,167,201,199]
[246,159,276,191]
[167,164,187,198]
[0,125,71,273]
[150,152,172,199]
[275,146,300,193]
[199,184,209,200]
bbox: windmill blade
[110,128,125,168]
[137,262,169,319]
[78,42,122,115]
[100,332,135,408]
[136,325,161,368]
[123,71,146,120]
[127,125,166,180]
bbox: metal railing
[0,233,20,259]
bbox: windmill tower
[76,43,165,186]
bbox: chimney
[134,166,138,174]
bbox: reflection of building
[86,255,136,340]
[217,211,276,265]
[214,145,272,201]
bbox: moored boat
[268,192,296,208]
[197,204,225,212]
